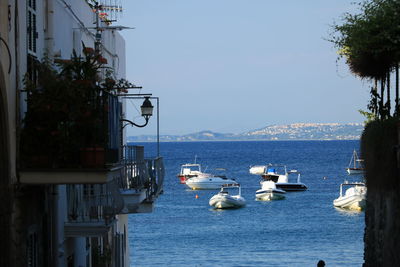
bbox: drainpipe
[45,1,57,266]
[51,185,60,267]
[45,0,54,55]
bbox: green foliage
[92,246,112,267]
[21,47,131,167]
[329,0,400,120]
[330,0,400,79]
[359,109,377,123]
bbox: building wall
[362,120,400,266]
[1,1,15,266]
[1,0,131,266]
[0,45,12,267]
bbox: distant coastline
[128,122,363,142]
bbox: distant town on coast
[128,122,363,142]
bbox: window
[27,0,37,55]
[27,232,38,267]
[27,54,38,84]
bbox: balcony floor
[64,220,114,237]
[19,166,123,184]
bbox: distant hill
[128,123,364,142]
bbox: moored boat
[333,181,367,211]
[346,150,365,175]
[250,164,307,191]
[255,180,286,201]
[185,174,238,190]
[177,162,205,184]
[209,184,246,209]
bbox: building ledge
[119,189,154,214]
[19,166,123,184]
[64,221,114,237]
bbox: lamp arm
[121,118,149,128]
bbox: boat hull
[209,195,246,209]
[255,188,286,201]
[346,168,364,175]
[185,177,238,190]
[276,183,307,191]
[333,195,366,211]
[177,174,198,184]
[333,184,367,211]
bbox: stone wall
[361,119,400,266]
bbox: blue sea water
[128,140,365,267]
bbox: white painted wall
[6,0,130,265]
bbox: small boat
[255,180,286,201]
[333,181,367,211]
[185,173,238,190]
[249,165,266,175]
[250,164,307,191]
[346,150,365,175]
[177,163,205,184]
[209,184,246,209]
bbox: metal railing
[119,145,165,201]
[66,180,124,224]
[20,94,122,168]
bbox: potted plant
[21,46,132,168]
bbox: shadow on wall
[361,119,400,266]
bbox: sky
[117,0,369,136]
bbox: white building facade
[0,1,163,267]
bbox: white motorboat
[255,180,286,201]
[249,165,266,175]
[185,174,238,190]
[346,150,365,175]
[333,181,367,211]
[209,184,246,209]
[250,164,307,191]
[177,163,206,184]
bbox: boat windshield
[181,164,201,173]
[262,174,279,182]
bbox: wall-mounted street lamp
[121,96,154,128]
[121,94,160,157]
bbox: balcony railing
[19,95,124,184]
[64,180,124,236]
[117,145,165,213]
[20,94,122,169]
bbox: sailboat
[346,150,365,175]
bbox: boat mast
[348,149,356,169]
[353,150,359,168]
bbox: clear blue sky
[118,0,368,136]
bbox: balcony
[18,50,132,184]
[19,94,124,184]
[64,180,124,237]
[118,145,165,214]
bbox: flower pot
[80,147,105,168]
[28,155,51,168]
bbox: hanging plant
[329,0,400,120]
[21,46,133,168]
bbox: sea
[128,140,365,267]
